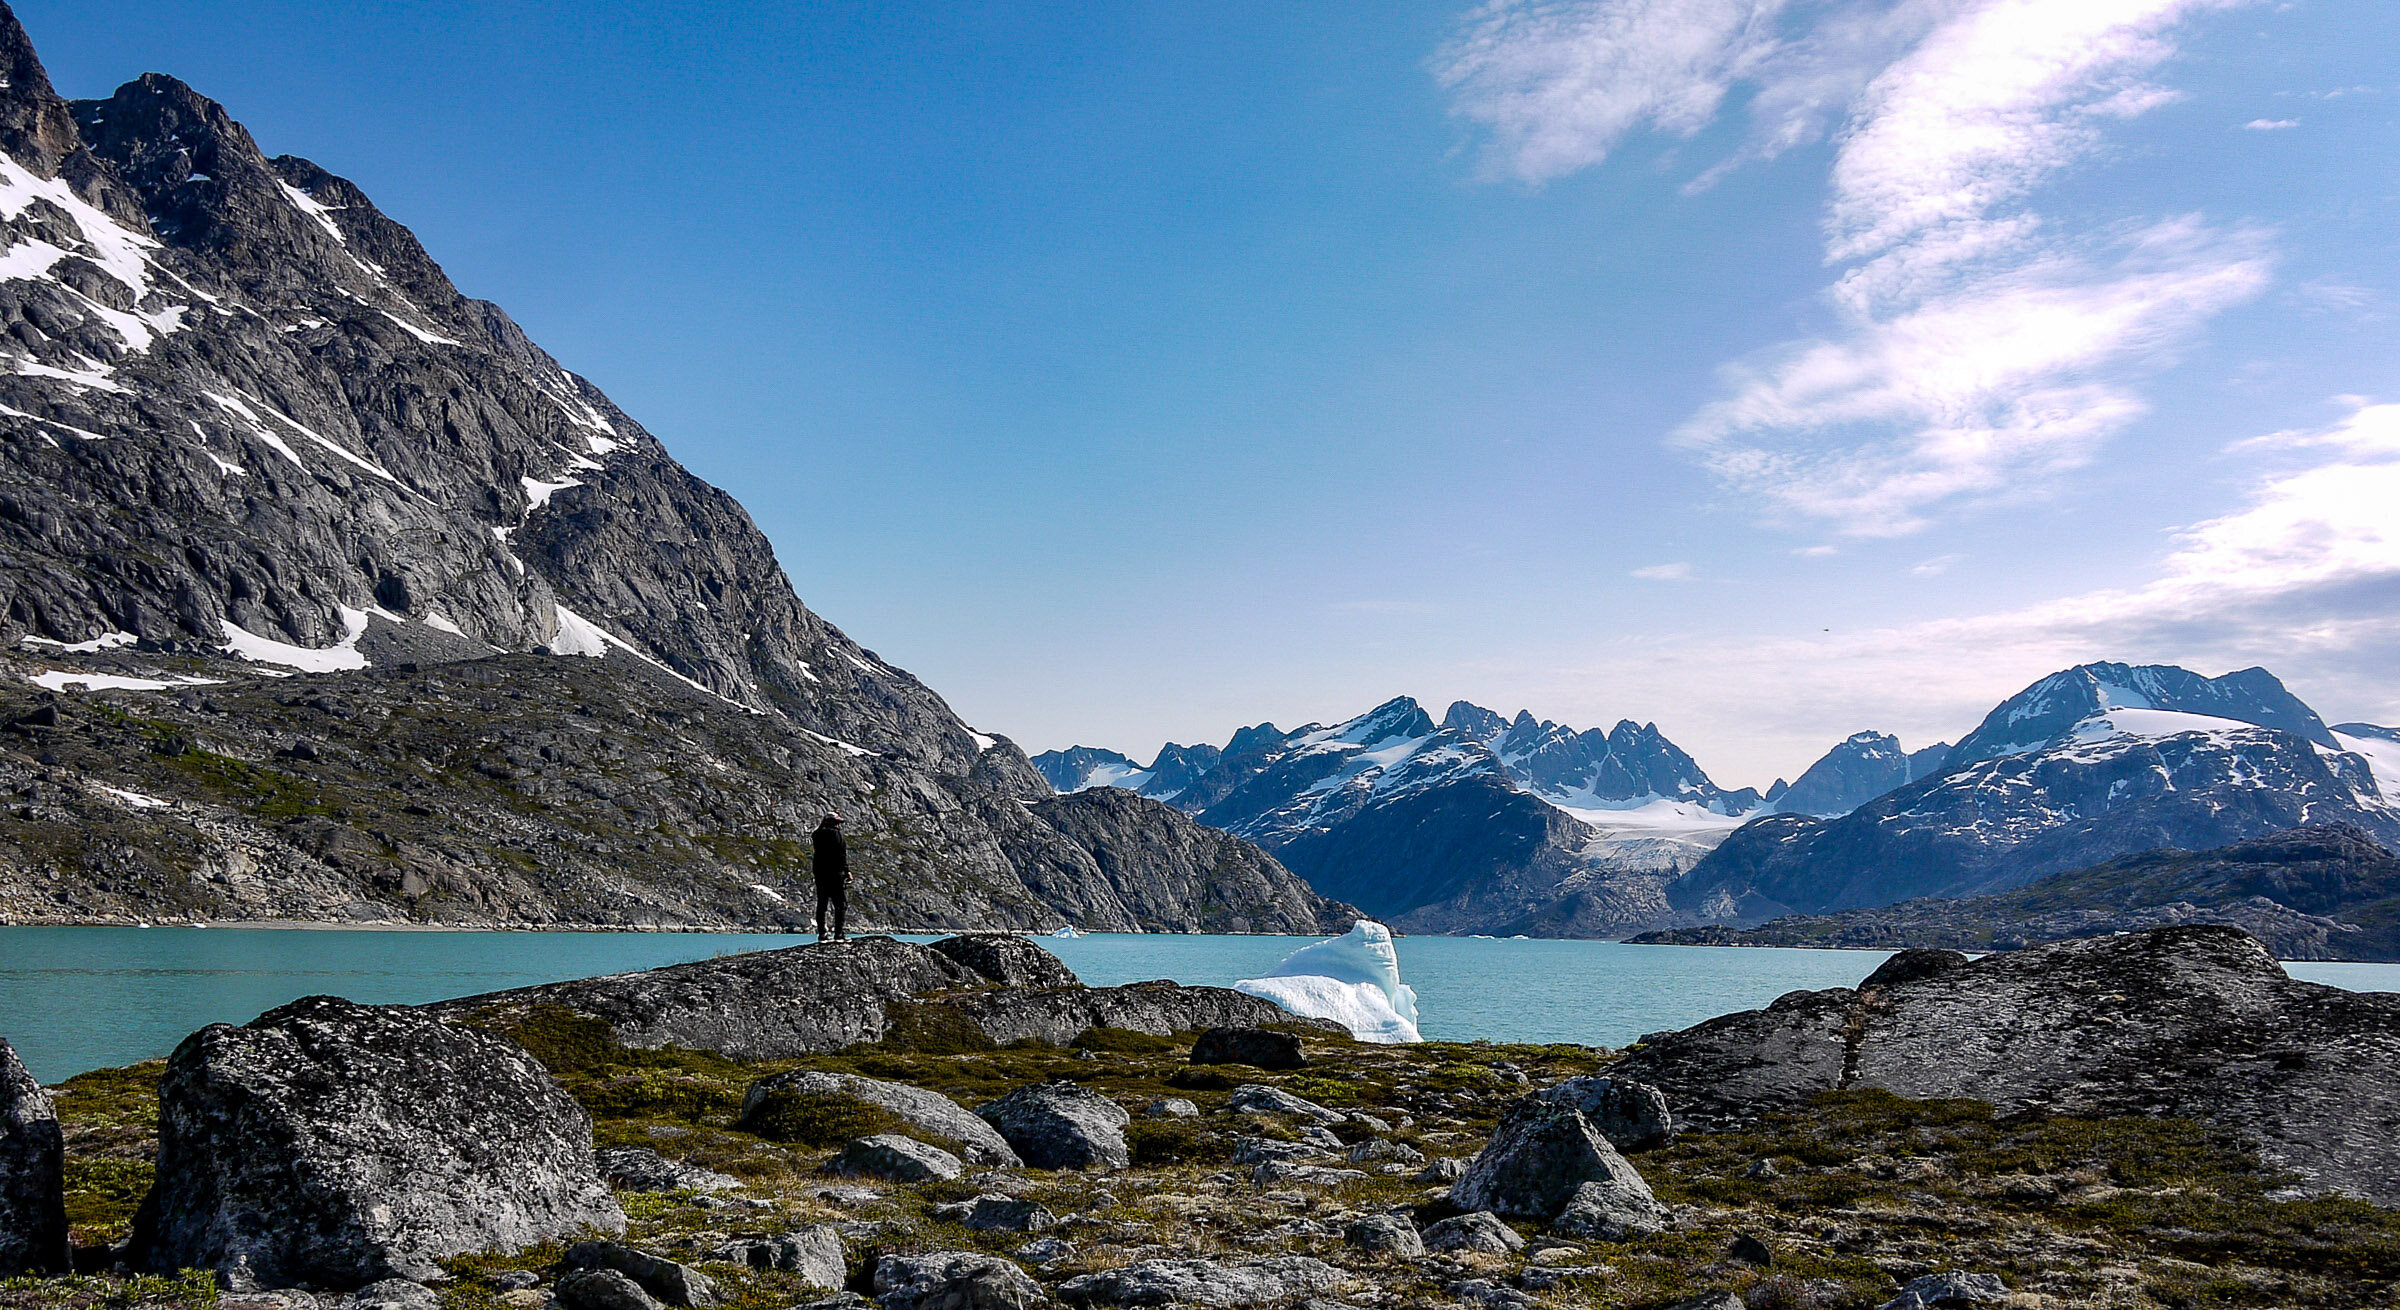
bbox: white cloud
[1499,402,2400,782]
[1441,0,2268,537]
[2243,117,2300,130]
[1910,553,1959,575]
[1632,561,1698,580]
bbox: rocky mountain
[1668,663,2400,925]
[0,4,1341,933]
[1636,824,2400,960]
[1768,730,1949,818]
[1035,696,1762,936]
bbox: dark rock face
[0,1035,67,1275]
[872,1251,1042,1310]
[1007,789,1356,935]
[738,1070,1020,1167]
[0,4,1328,941]
[1612,925,2400,1203]
[928,934,1081,989]
[1642,825,2400,961]
[132,995,622,1289]
[1189,1027,1306,1071]
[1773,732,1920,818]
[975,1081,1130,1171]
[1449,1098,1663,1227]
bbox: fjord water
[6,926,2398,1084]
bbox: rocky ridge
[0,3,1342,935]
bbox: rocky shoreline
[4,926,2399,1309]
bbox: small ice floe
[1234,920,1422,1044]
[1051,925,1083,939]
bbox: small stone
[1250,1160,1369,1188]
[1346,1138,1423,1165]
[563,1242,717,1308]
[963,1195,1059,1232]
[740,1070,1021,1168]
[1346,1111,1392,1133]
[1663,1294,1744,1310]
[1143,1098,1199,1119]
[1343,1213,1424,1257]
[1422,1211,1524,1255]
[1414,1157,1466,1184]
[493,1272,542,1292]
[1016,1237,1077,1267]
[1224,1084,1345,1125]
[702,1226,844,1288]
[1190,1027,1307,1071]
[1057,1256,1343,1307]
[596,1147,742,1194]
[1744,1158,1782,1180]
[1876,1270,2009,1309]
[1730,1232,1773,1265]
[828,1134,963,1183]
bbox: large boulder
[1057,1256,1344,1307]
[934,981,1340,1048]
[738,1070,1020,1167]
[976,1081,1130,1170]
[563,1242,717,1307]
[929,935,1081,988]
[1190,1027,1306,1071]
[1450,1098,1663,1225]
[132,996,624,1290]
[872,1251,1043,1310]
[1421,1211,1523,1255]
[1223,1084,1344,1125]
[1533,1076,1676,1151]
[1610,925,2400,1203]
[0,1036,68,1276]
[704,1226,844,1287]
[827,1134,962,1183]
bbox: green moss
[0,1271,219,1310]
[1126,1119,1233,1167]
[1164,1067,1234,1091]
[739,1088,905,1147]
[59,1158,153,1244]
[870,1003,998,1055]
[1069,1027,1178,1055]
[483,1004,626,1075]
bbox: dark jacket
[812,824,848,884]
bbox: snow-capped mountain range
[1042,664,2398,937]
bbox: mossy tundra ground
[9,1010,2396,1310]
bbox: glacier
[1234,920,1422,1043]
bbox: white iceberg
[1234,920,1421,1043]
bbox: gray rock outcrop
[928,934,1081,988]
[131,995,623,1289]
[1419,1212,1522,1255]
[0,1035,67,1275]
[1532,1075,1676,1151]
[1610,925,2400,1203]
[1450,1098,1664,1230]
[558,1269,663,1310]
[976,1081,1129,1170]
[1223,1084,1344,1125]
[933,981,1341,1048]
[594,1147,741,1194]
[562,1243,717,1308]
[827,1135,962,1183]
[704,1227,844,1287]
[1057,1256,1344,1307]
[872,1251,1042,1310]
[738,1070,1020,1167]
[1343,1214,1424,1257]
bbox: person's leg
[832,884,847,940]
[816,883,832,939]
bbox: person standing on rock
[813,811,850,942]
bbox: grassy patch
[739,1089,905,1147]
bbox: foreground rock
[828,1134,963,1183]
[0,1035,67,1275]
[873,1251,1043,1310]
[704,1227,845,1286]
[928,934,1082,988]
[1452,1098,1668,1237]
[739,1069,1022,1166]
[563,1242,718,1307]
[1611,925,2400,1202]
[1534,1075,1675,1151]
[1057,1256,1344,1307]
[977,1081,1130,1170]
[132,996,623,1289]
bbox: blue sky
[23,0,2400,786]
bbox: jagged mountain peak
[1441,699,1505,739]
[1949,662,2337,766]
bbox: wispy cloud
[2243,117,2300,130]
[1440,0,2268,537]
[1631,561,1698,580]
[1910,553,1959,575]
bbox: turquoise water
[3,926,2395,1084]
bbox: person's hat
[823,811,844,824]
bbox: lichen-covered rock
[1249,1161,1368,1188]
[0,1035,67,1275]
[704,1227,844,1288]
[1875,1271,2008,1309]
[928,935,1081,988]
[1190,1027,1305,1070]
[976,1081,1129,1171]
[1533,1076,1675,1151]
[871,1250,1042,1310]
[1343,1214,1424,1257]
[1223,1084,1344,1125]
[132,996,623,1290]
[1611,925,2400,1202]
[828,1134,962,1183]
[332,1280,440,1310]
[1420,1212,1523,1255]
[1549,1177,1671,1241]
[1142,1098,1197,1119]
[934,982,1339,1049]
[738,1070,1020,1167]
[1057,1256,1344,1307]
[595,1147,741,1194]
[557,1269,662,1310]
[1451,1098,1659,1223]
[563,1243,717,1308]
[956,1196,1058,1233]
